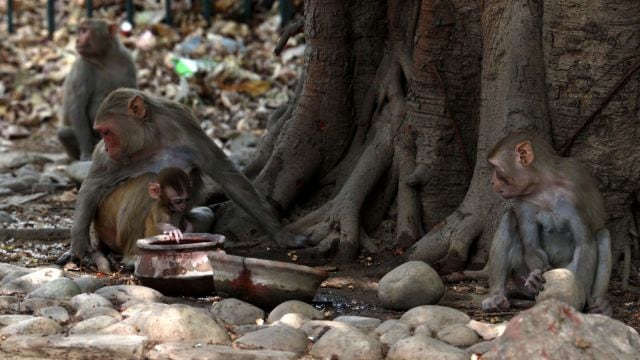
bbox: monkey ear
[515,141,534,167]
[127,95,147,120]
[107,23,118,37]
[149,182,161,199]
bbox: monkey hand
[163,227,184,243]
[587,297,612,317]
[274,231,311,249]
[524,268,546,295]
[482,294,511,312]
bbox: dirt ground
[2,134,640,334]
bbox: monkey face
[489,158,531,199]
[164,186,190,213]
[94,121,122,160]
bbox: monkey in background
[58,18,137,161]
[482,129,612,315]
[145,167,196,241]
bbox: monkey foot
[55,249,77,266]
[482,294,511,312]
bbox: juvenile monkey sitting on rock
[482,129,612,316]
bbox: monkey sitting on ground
[58,18,137,161]
[481,129,612,316]
[145,167,196,241]
[57,88,308,273]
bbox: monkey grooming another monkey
[145,167,196,241]
[57,89,307,273]
[58,18,137,161]
[482,129,612,316]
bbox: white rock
[27,277,81,300]
[121,303,169,332]
[0,316,63,336]
[0,264,30,281]
[267,300,324,323]
[310,328,383,360]
[0,270,32,286]
[97,323,140,336]
[73,276,107,293]
[536,268,586,311]
[69,315,120,334]
[18,298,60,313]
[273,313,308,328]
[145,304,230,344]
[0,268,64,295]
[65,160,92,183]
[234,324,308,354]
[95,285,164,307]
[387,335,469,360]
[400,305,470,334]
[376,320,412,347]
[210,298,265,325]
[0,295,20,310]
[35,306,70,323]
[436,323,481,347]
[0,334,148,359]
[147,342,298,360]
[76,305,123,321]
[70,293,114,311]
[300,320,359,341]
[334,315,382,333]
[0,315,35,326]
[375,319,411,335]
[378,261,445,310]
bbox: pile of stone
[0,263,638,359]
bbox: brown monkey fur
[144,167,194,241]
[482,129,612,315]
[58,89,307,272]
[58,18,137,161]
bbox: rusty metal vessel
[134,233,225,296]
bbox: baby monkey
[145,167,194,241]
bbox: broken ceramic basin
[134,233,226,296]
[207,251,329,309]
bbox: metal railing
[6,0,294,38]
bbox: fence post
[164,0,173,26]
[243,0,252,24]
[203,0,212,27]
[126,0,135,26]
[86,0,93,18]
[280,0,293,27]
[47,0,55,39]
[7,0,14,34]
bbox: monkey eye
[171,198,189,206]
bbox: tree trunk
[237,0,640,273]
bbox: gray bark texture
[251,0,640,271]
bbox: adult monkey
[482,130,612,315]
[58,18,137,161]
[58,89,307,272]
